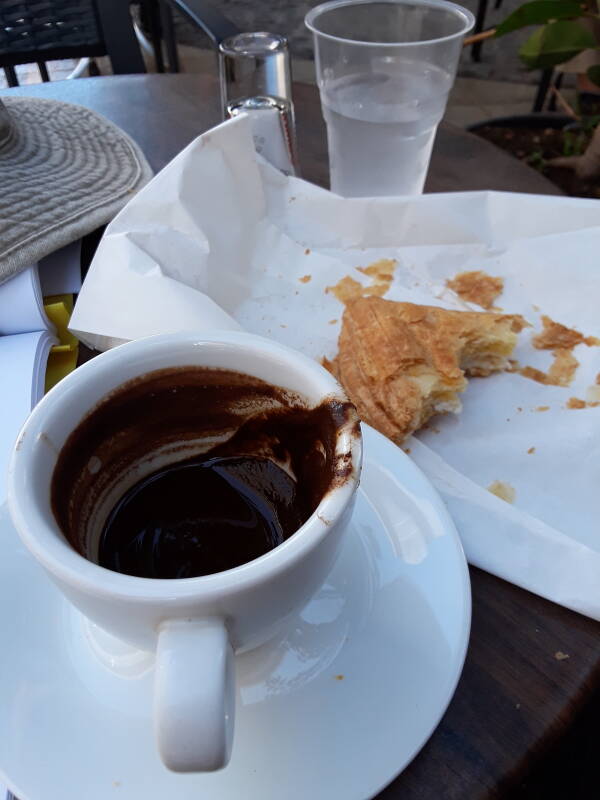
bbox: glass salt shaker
[219,32,300,176]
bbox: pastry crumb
[446,269,504,309]
[299,274,312,283]
[519,348,579,387]
[304,248,311,255]
[280,324,287,328]
[326,259,397,303]
[329,319,338,325]
[544,348,578,386]
[517,406,523,412]
[533,315,597,350]
[356,258,397,297]
[566,395,600,409]
[487,480,516,504]
[532,304,540,312]
[334,674,344,681]
[535,406,550,412]
[554,651,570,661]
[586,385,600,404]
[326,275,364,303]
[527,446,535,454]
[519,366,547,384]
[357,258,396,281]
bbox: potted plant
[468,0,600,195]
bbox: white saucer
[0,425,470,800]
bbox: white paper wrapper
[71,114,600,619]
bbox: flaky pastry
[331,297,525,443]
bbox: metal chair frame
[0,0,240,85]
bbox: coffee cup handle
[154,618,235,772]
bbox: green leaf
[495,1,585,38]
[518,20,596,69]
[587,63,600,87]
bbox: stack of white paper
[0,243,82,503]
[0,266,57,504]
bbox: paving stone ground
[174,0,542,84]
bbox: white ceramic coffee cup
[7,330,361,773]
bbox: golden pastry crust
[334,296,525,443]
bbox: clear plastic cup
[305,0,474,197]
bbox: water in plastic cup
[305,0,474,197]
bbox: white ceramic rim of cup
[305,0,475,48]
[8,330,362,602]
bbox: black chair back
[0,0,145,86]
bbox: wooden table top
[3,74,597,800]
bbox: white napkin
[71,114,600,619]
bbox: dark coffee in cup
[51,367,357,579]
[97,454,305,578]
